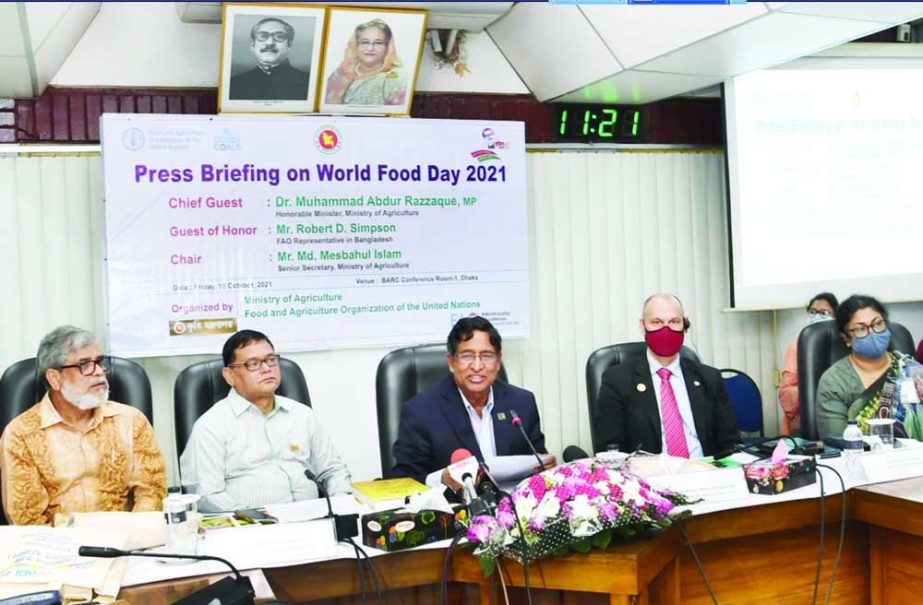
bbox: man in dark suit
[388,316,555,486]
[229,17,310,101]
[593,294,740,457]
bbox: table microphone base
[172,575,255,605]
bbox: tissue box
[361,507,463,552]
[743,456,816,495]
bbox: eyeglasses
[254,32,289,43]
[228,355,281,372]
[809,309,833,317]
[847,317,888,339]
[357,39,387,48]
[59,356,111,376]
[455,352,499,367]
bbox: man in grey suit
[592,293,740,457]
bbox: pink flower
[528,474,548,501]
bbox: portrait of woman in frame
[319,7,427,116]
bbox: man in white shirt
[592,293,741,457]
[180,330,351,512]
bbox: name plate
[647,467,750,508]
[859,447,923,484]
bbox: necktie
[656,367,690,458]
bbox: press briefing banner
[101,114,529,357]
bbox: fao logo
[315,126,341,154]
[121,128,145,151]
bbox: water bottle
[842,420,864,482]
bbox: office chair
[173,357,310,457]
[375,344,508,477]
[720,368,764,439]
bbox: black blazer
[592,355,740,456]
[387,375,547,484]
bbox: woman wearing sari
[324,19,407,107]
[816,294,922,439]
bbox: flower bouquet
[465,461,696,576]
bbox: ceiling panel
[488,3,622,101]
[774,2,923,24]
[639,12,894,77]
[0,5,26,55]
[0,58,36,98]
[581,3,768,69]
[551,69,721,105]
[25,3,71,51]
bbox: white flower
[535,493,561,520]
[569,495,598,522]
[514,494,538,522]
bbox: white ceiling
[0,3,99,98]
[487,2,923,104]
[2,2,923,103]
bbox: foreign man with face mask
[592,293,741,457]
[778,293,839,435]
[0,326,166,525]
[228,17,310,101]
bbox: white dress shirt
[180,389,352,512]
[647,351,705,458]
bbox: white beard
[61,382,109,410]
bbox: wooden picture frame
[318,7,428,116]
[219,3,327,113]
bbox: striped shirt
[179,389,351,513]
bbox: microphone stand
[510,409,546,471]
[78,546,254,605]
[304,469,358,540]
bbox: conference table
[120,477,923,605]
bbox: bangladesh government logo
[121,128,145,151]
[315,126,342,154]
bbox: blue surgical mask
[807,313,833,326]
[851,328,891,359]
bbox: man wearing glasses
[0,326,166,525]
[229,17,310,101]
[180,330,351,513]
[389,316,554,487]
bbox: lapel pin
[636,383,647,392]
[497,412,507,420]
[289,444,300,453]
[693,380,701,387]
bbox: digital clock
[552,104,643,143]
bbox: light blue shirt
[180,389,352,512]
[647,351,704,458]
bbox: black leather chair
[797,319,915,440]
[0,356,153,525]
[585,342,701,452]
[173,357,310,457]
[375,344,508,477]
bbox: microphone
[448,448,480,504]
[305,469,358,540]
[78,546,254,605]
[562,445,590,463]
[509,409,546,471]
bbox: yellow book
[352,477,428,511]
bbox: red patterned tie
[656,367,690,458]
